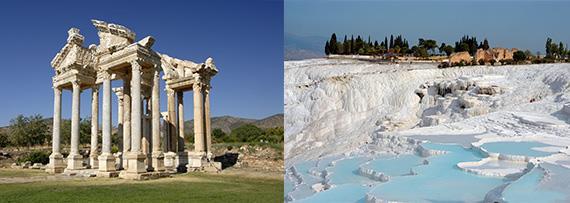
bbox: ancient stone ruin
[46,20,220,179]
[448,48,518,66]
[449,51,471,65]
[475,48,518,64]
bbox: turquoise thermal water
[502,166,566,202]
[363,154,424,176]
[481,141,553,157]
[287,142,565,202]
[369,143,504,202]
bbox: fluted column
[176,91,188,172]
[193,83,205,152]
[98,71,115,173]
[131,63,142,153]
[113,88,124,169]
[90,87,99,169]
[52,87,62,154]
[177,92,185,152]
[151,69,164,171]
[127,60,146,173]
[67,81,83,170]
[47,87,64,174]
[167,88,177,152]
[204,87,212,154]
[122,76,131,169]
[144,98,152,170]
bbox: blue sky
[0,0,283,126]
[286,0,570,53]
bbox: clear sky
[286,0,570,53]
[0,0,283,126]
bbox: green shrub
[111,145,119,154]
[0,132,9,148]
[17,150,50,164]
[513,50,527,63]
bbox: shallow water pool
[481,141,553,157]
[369,143,505,202]
[286,142,567,202]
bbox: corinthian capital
[99,70,112,80]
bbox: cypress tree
[343,35,349,54]
[350,35,356,54]
[483,39,490,50]
[559,42,564,58]
[546,37,552,57]
[325,40,330,55]
[330,33,338,54]
[389,35,394,49]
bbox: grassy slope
[0,172,283,203]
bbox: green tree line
[325,33,493,58]
[0,114,284,149]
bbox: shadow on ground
[214,153,239,169]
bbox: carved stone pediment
[92,19,136,54]
[51,28,96,75]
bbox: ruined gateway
[45,20,220,179]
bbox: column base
[151,152,165,172]
[66,153,84,170]
[45,153,65,174]
[98,153,116,172]
[89,154,99,169]
[163,151,177,173]
[118,170,171,180]
[186,151,222,173]
[97,171,119,178]
[121,151,128,170]
[176,152,189,173]
[187,151,206,168]
[126,152,146,174]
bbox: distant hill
[184,114,284,134]
[0,114,284,135]
[285,33,325,60]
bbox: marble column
[67,81,83,170]
[127,60,146,174]
[90,87,99,169]
[113,88,124,169]
[47,87,64,174]
[167,88,177,152]
[193,83,205,153]
[177,91,188,171]
[151,69,164,171]
[122,76,131,169]
[98,71,115,172]
[204,87,212,155]
[142,98,151,170]
[177,92,185,152]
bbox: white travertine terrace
[45,20,220,179]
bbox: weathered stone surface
[449,51,471,65]
[475,49,495,63]
[31,163,43,169]
[492,47,517,61]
